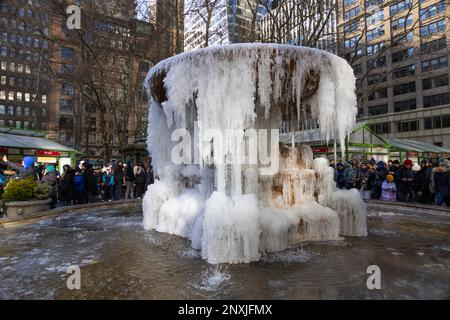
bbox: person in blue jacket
[102,166,115,201]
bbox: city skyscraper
[184,0,258,51]
[339,0,450,147]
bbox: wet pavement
[0,206,449,299]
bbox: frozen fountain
[142,44,367,264]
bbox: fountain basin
[143,44,366,264]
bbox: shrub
[34,183,52,200]
[1,177,51,202]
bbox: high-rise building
[184,0,258,51]
[339,0,450,147]
[258,0,339,52]
[0,0,51,133]
[0,0,180,160]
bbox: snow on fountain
[142,44,367,264]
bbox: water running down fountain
[143,44,367,264]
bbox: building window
[345,35,359,48]
[422,56,448,71]
[369,104,389,116]
[366,25,385,41]
[60,46,75,60]
[369,122,390,134]
[90,117,97,129]
[0,75,5,85]
[61,83,75,96]
[59,115,74,129]
[343,0,356,7]
[420,19,446,37]
[17,92,22,101]
[368,88,388,100]
[41,95,47,104]
[367,42,385,56]
[421,37,446,53]
[422,74,449,90]
[393,81,416,95]
[390,0,412,16]
[16,106,21,116]
[0,104,4,114]
[15,120,21,129]
[392,31,413,45]
[423,93,450,108]
[344,6,360,20]
[344,21,360,35]
[59,99,73,110]
[367,73,387,85]
[424,115,450,130]
[393,64,415,79]
[392,48,414,63]
[397,120,418,133]
[7,105,14,115]
[8,91,14,100]
[420,1,445,21]
[0,90,5,100]
[394,99,416,112]
[391,15,413,31]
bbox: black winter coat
[434,167,450,197]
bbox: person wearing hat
[343,161,358,190]
[41,164,58,208]
[357,162,372,200]
[371,161,388,199]
[389,159,400,174]
[395,159,415,202]
[335,162,346,189]
[381,174,397,201]
[413,159,433,204]
[2,155,38,181]
[432,159,450,206]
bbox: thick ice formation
[143,44,367,264]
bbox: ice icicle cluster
[142,44,366,264]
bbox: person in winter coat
[82,162,98,203]
[335,162,346,189]
[432,159,450,206]
[74,168,85,205]
[134,163,147,198]
[41,164,58,208]
[124,160,135,200]
[102,166,115,201]
[370,161,387,200]
[112,161,125,200]
[58,165,75,206]
[357,162,372,200]
[2,155,37,180]
[413,159,434,204]
[343,161,358,190]
[381,174,397,201]
[395,159,415,202]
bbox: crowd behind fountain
[0,156,154,216]
[333,157,450,206]
[2,155,450,215]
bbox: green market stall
[280,124,450,163]
[0,127,81,172]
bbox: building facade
[259,0,339,52]
[0,0,51,133]
[0,0,179,161]
[184,0,257,51]
[339,0,450,148]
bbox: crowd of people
[0,156,154,210]
[2,154,450,213]
[333,158,450,206]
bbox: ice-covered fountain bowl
[143,43,367,264]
